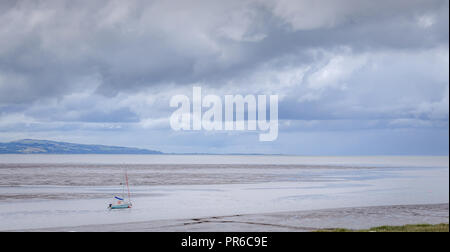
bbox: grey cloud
[264,30,448,119]
[0,0,448,104]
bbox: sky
[0,0,448,155]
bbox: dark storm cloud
[0,0,448,104]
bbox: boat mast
[125,169,131,203]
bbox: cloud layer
[0,0,448,154]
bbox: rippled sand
[0,163,374,187]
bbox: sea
[0,155,448,230]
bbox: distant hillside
[0,139,162,154]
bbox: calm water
[0,155,448,230]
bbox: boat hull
[109,203,132,209]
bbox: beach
[0,155,448,231]
[14,203,449,232]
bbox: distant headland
[0,139,162,154]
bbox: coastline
[13,203,449,232]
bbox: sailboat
[108,170,132,209]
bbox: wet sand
[16,203,449,232]
[0,155,448,231]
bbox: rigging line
[125,169,131,203]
